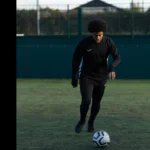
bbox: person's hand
[108,71,116,80]
[71,75,78,88]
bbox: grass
[17,79,150,150]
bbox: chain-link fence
[16,2,150,36]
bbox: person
[71,18,121,133]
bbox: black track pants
[79,77,106,122]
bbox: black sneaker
[87,121,94,132]
[75,119,85,133]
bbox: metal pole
[78,7,82,37]
[37,0,40,35]
[131,0,134,39]
[142,1,144,13]
[67,4,70,39]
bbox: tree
[131,2,142,12]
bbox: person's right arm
[71,41,84,87]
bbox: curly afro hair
[88,19,107,33]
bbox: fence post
[67,4,70,39]
[78,7,82,37]
[37,0,40,35]
[131,0,134,39]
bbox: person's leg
[75,77,94,133]
[88,84,106,132]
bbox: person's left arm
[108,38,121,80]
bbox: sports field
[17,79,150,150]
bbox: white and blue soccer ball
[92,130,110,147]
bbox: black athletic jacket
[72,36,121,81]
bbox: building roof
[147,7,150,12]
[73,0,124,11]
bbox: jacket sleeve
[72,41,84,77]
[108,38,121,72]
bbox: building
[73,0,124,13]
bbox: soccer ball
[92,130,110,147]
